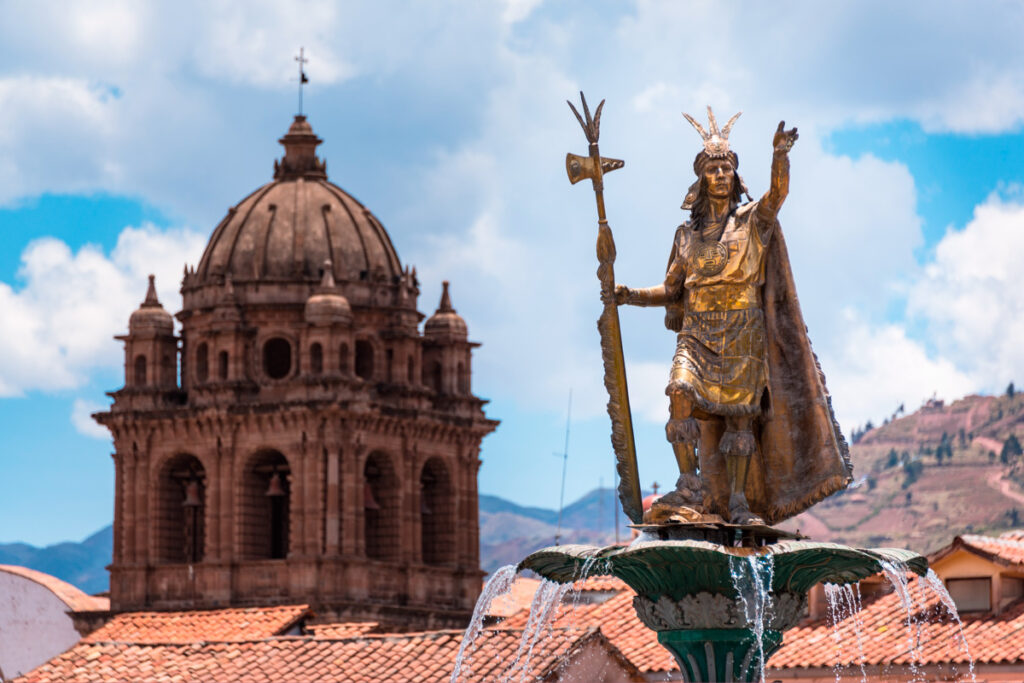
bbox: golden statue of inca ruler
[567,96,852,529]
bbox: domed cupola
[305,260,352,326]
[424,281,467,342]
[129,275,174,335]
[189,116,403,299]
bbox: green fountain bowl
[519,539,927,600]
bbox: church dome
[424,281,467,342]
[193,116,402,289]
[129,275,174,335]
[305,261,353,326]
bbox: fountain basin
[520,539,927,598]
[519,538,928,683]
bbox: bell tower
[96,116,498,629]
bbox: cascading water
[451,565,518,683]
[923,568,976,682]
[728,554,775,683]
[452,556,606,683]
[880,559,926,683]
[823,582,867,683]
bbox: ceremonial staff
[565,93,642,524]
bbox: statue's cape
[746,219,853,523]
[668,212,853,524]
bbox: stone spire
[424,280,467,341]
[437,281,454,313]
[274,115,327,180]
[129,275,173,334]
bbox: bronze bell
[182,480,202,507]
[265,472,287,497]
[364,482,381,510]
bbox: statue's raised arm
[754,121,799,240]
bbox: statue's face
[702,159,735,199]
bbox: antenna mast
[554,390,572,546]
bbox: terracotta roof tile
[310,622,381,638]
[959,533,1024,566]
[81,604,310,644]
[18,625,631,683]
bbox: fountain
[510,94,934,683]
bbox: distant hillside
[0,525,111,595]
[778,391,1024,552]
[479,487,636,572]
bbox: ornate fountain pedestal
[520,525,927,683]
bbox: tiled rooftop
[18,627,623,683]
[957,533,1024,566]
[81,604,311,644]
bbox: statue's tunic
[665,202,770,416]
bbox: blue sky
[3,2,1024,545]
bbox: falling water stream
[451,565,518,683]
[451,556,605,683]
[824,582,867,683]
[728,554,775,683]
[821,560,976,683]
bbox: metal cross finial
[652,481,660,495]
[295,47,309,115]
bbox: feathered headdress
[681,105,750,210]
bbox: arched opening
[339,343,350,374]
[310,343,323,375]
[134,354,147,386]
[420,458,455,566]
[263,338,292,379]
[364,452,399,561]
[457,362,469,395]
[196,343,209,383]
[407,356,415,384]
[154,454,205,564]
[218,350,229,380]
[238,450,291,560]
[355,340,375,380]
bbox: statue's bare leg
[661,391,706,509]
[667,392,699,474]
[722,415,765,525]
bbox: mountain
[0,525,111,595]
[479,487,637,572]
[777,391,1024,552]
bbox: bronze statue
[567,95,851,528]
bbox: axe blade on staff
[565,92,642,525]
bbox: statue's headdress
[681,106,750,210]
[684,106,741,159]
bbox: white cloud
[908,196,1024,391]
[71,398,111,440]
[820,311,975,433]
[0,225,206,396]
